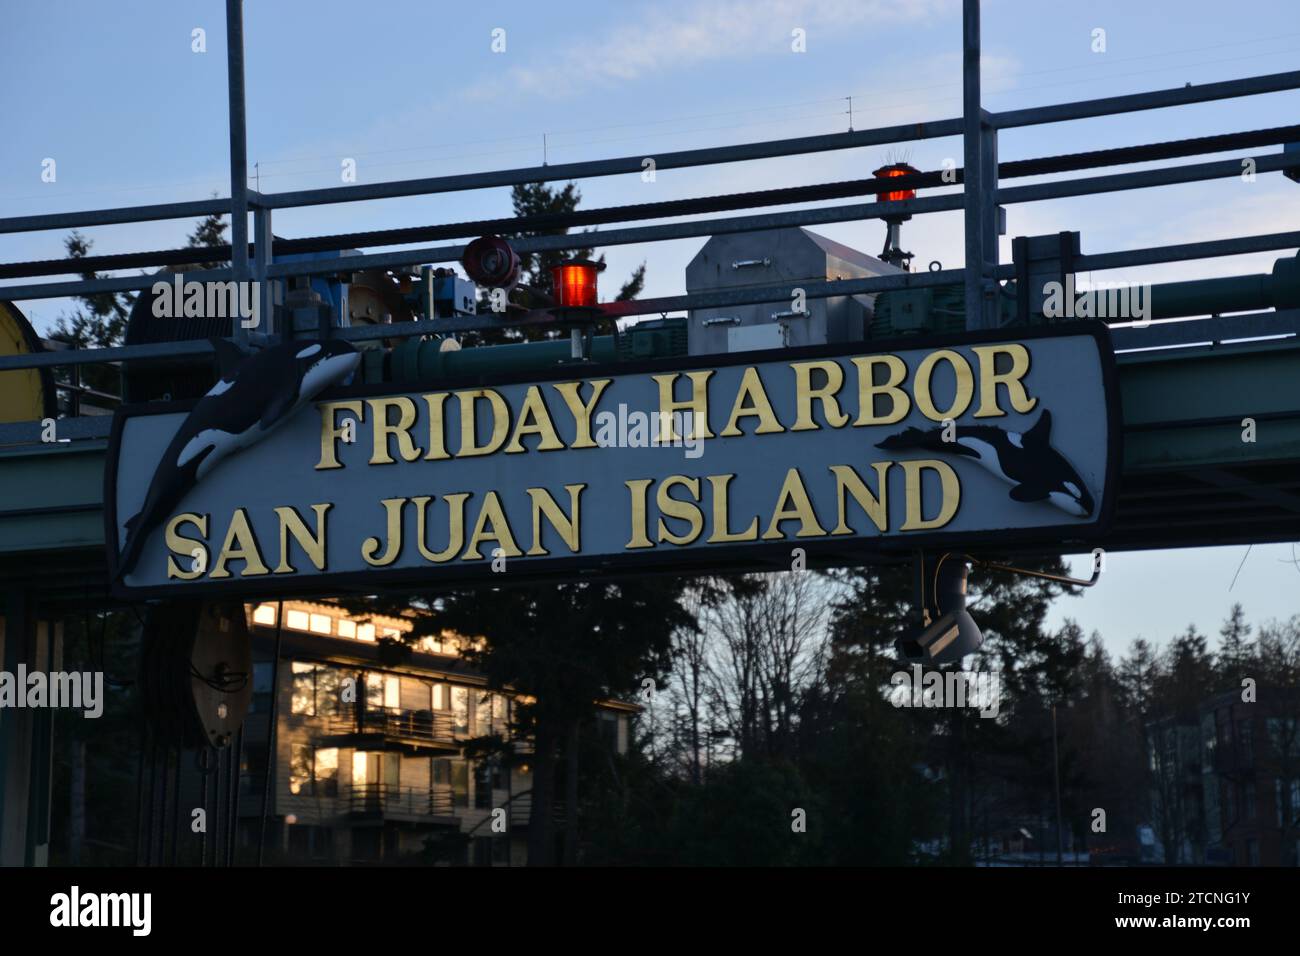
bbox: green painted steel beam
[1118,339,1300,472]
[0,338,1297,564]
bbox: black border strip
[104,321,1122,600]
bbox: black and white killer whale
[115,338,360,579]
[875,408,1096,518]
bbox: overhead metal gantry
[2,0,1300,868]
[1,0,1300,595]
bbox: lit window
[365,673,399,711]
[452,687,469,733]
[352,752,368,788]
[315,748,339,797]
[432,684,446,710]
[291,662,316,716]
[337,619,356,639]
[252,604,276,626]
[356,623,376,642]
[286,609,310,631]
[290,744,312,794]
[382,627,400,639]
[309,613,332,635]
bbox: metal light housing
[462,235,520,289]
[873,162,920,203]
[550,258,603,309]
[898,555,983,665]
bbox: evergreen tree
[47,232,137,403]
[473,181,645,344]
[1217,602,1255,687]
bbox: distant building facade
[1147,687,1300,866]
[236,600,634,865]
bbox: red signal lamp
[873,162,919,203]
[873,162,921,271]
[550,258,604,310]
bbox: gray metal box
[684,227,900,356]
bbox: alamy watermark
[50,886,150,936]
[889,665,1001,718]
[152,275,260,329]
[1042,276,1150,327]
[594,406,703,459]
[0,667,104,718]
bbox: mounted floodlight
[550,258,604,309]
[873,162,920,271]
[897,555,981,665]
[462,235,520,289]
[899,607,983,665]
[898,552,1105,666]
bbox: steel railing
[1,0,1298,445]
[348,783,456,818]
[328,706,461,745]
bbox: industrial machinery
[684,227,898,356]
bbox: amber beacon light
[873,162,919,203]
[550,259,604,309]
[873,162,921,270]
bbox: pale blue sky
[2,0,1298,659]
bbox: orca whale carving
[115,337,360,579]
[875,409,1095,518]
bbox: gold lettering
[900,459,961,530]
[463,491,523,559]
[625,479,654,549]
[828,463,890,534]
[652,371,714,442]
[526,485,585,555]
[852,355,910,426]
[972,344,1037,418]
[914,349,974,422]
[553,379,611,449]
[656,475,703,545]
[317,400,365,470]
[362,498,406,566]
[412,494,467,563]
[273,503,331,573]
[792,360,850,431]
[422,393,451,460]
[762,468,828,539]
[165,513,208,579]
[458,389,510,458]
[720,367,785,436]
[706,474,759,542]
[210,508,270,578]
[366,397,423,465]
[506,386,565,453]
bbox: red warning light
[873,162,920,203]
[550,259,603,309]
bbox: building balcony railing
[348,784,456,820]
[327,706,464,748]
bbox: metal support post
[962,0,987,329]
[226,0,251,345]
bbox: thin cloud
[467,0,957,101]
